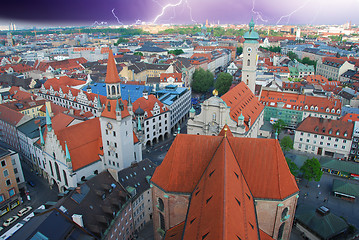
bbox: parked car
[27,180,35,187]
[3,216,18,227]
[17,206,32,217]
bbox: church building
[150,127,299,240]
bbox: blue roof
[86,82,153,102]
[156,86,188,106]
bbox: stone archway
[164,132,169,139]
[152,137,157,145]
[158,135,163,142]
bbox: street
[0,141,58,234]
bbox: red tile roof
[160,73,182,83]
[44,76,85,89]
[0,104,27,126]
[341,113,359,122]
[164,222,185,240]
[55,118,102,171]
[296,117,354,140]
[105,50,121,84]
[221,82,264,131]
[133,95,168,119]
[151,134,298,200]
[182,137,260,240]
[260,90,341,115]
[9,86,36,100]
[101,99,130,120]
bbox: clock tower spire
[242,18,259,95]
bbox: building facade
[294,117,353,158]
[188,82,264,138]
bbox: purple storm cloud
[0,0,358,25]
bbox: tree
[287,51,298,61]
[168,49,184,55]
[273,119,286,134]
[191,68,214,93]
[214,72,233,95]
[286,158,299,177]
[300,157,323,185]
[280,136,293,152]
[134,52,143,56]
[236,47,243,56]
[115,37,129,46]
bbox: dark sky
[0,0,358,26]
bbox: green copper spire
[177,126,181,134]
[190,106,195,113]
[249,17,255,30]
[128,94,132,107]
[39,126,44,146]
[116,98,121,112]
[65,141,71,163]
[96,93,102,109]
[46,105,52,132]
[238,112,245,121]
[137,117,142,131]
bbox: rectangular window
[6,179,11,186]
[108,151,111,156]
[306,139,309,143]
[114,143,117,147]
[0,195,4,203]
[113,131,116,137]
[307,133,310,137]
[116,153,118,158]
[8,188,15,197]
[314,135,317,138]
[107,141,109,145]
[342,146,345,149]
[300,138,303,141]
[320,142,323,145]
[3,170,8,177]
[300,132,303,136]
[344,140,347,143]
[1,160,5,167]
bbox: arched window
[158,198,164,211]
[107,86,110,95]
[81,176,86,181]
[212,113,216,121]
[55,162,61,181]
[159,212,165,230]
[281,207,288,220]
[117,85,120,95]
[247,59,250,66]
[278,223,285,240]
[111,85,116,95]
[49,161,54,176]
[63,170,68,186]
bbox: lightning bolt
[276,1,311,25]
[251,0,268,23]
[152,0,196,24]
[112,8,123,25]
[92,21,108,26]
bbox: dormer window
[337,109,341,114]
[315,126,319,132]
[336,130,340,135]
[331,109,335,113]
[304,105,308,110]
[310,106,314,110]
[322,127,326,133]
[344,132,348,137]
[328,129,332,134]
[315,106,318,111]
[326,108,329,113]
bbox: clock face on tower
[107,122,113,130]
[247,47,252,52]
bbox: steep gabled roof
[151,135,224,193]
[105,49,121,84]
[132,95,168,119]
[151,135,299,200]
[101,99,130,120]
[182,138,260,240]
[221,82,264,131]
[55,118,102,171]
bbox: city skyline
[0,0,358,28]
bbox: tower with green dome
[242,18,259,95]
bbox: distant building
[316,57,356,81]
[293,117,353,158]
[117,159,156,233]
[0,147,21,216]
[151,129,299,240]
[132,93,171,147]
[188,82,264,138]
[155,85,191,131]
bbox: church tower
[100,50,139,170]
[242,18,259,94]
[105,50,121,99]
